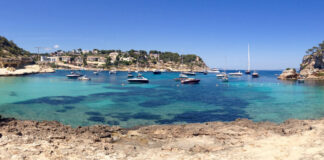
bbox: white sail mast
[248,43,251,71]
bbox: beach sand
[1,116,324,160]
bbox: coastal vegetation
[0,36,30,58]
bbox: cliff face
[300,52,324,75]
[300,51,324,79]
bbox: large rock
[300,51,324,78]
[278,68,298,80]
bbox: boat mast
[248,43,251,72]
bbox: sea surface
[0,70,323,128]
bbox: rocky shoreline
[0,65,55,76]
[1,115,324,159]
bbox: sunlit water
[0,70,323,128]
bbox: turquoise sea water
[0,70,323,128]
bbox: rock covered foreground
[1,115,324,160]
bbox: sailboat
[245,44,251,74]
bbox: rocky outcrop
[1,115,324,159]
[278,68,298,80]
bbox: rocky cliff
[299,41,324,80]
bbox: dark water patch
[63,106,75,110]
[14,96,86,105]
[85,111,102,116]
[106,112,161,121]
[107,120,120,125]
[132,112,161,120]
[156,108,250,124]
[56,109,66,113]
[88,116,105,123]
[9,92,17,97]
[105,112,132,121]
[139,99,171,108]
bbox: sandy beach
[1,115,324,160]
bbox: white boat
[128,73,149,83]
[183,71,196,76]
[78,75,91,81]
[216,72,227,78]
[109,70,116,74]
[252,71,259,78]
[179,73,188,78]
[229,71,243,76]
[208,68,220,73]
[66,72,82,79]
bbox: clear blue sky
[1,0,324,70]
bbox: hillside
[0,36,30,58]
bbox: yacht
[183,71,196,76]
[128,73,149,83]
[208,68,220,73]
[216,72,227,78]
[181,78,200,84]
[229,71,243,76]
[66,72,83,79]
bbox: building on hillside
[109,52,119,63]
[86,56,106,67]
[73,56,83,66]
[82,50,90,54]
[60,56,72,63]
[120,57,134,62]
[92,49,99,54]
[40,56,59,63]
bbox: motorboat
[66,72,83,79]
[181,78,200,84]
[216,72,227,78]
[78,76,91,81]
[153,69,162,74]
[93,71,99,75]
[128,74,149,83]
[229,71,243,76]
[183,71,196,76]
[208,68,220,73]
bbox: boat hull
[181,79,200,84]
[128,79,149,83]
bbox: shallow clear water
[0,70,323,128]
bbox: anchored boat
[66,72,83,79]
[181,78,200,84]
